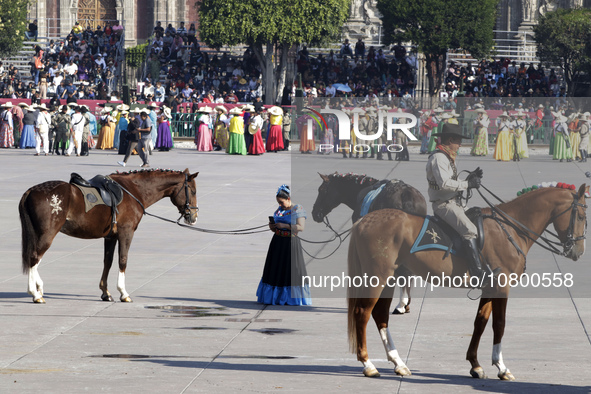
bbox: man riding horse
[427,123,492,282]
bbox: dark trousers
[123,138,149,165]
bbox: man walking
[118,109,150,167]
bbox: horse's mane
[328,172,379,186]
[112,168,185,176]
[496,186,570,210]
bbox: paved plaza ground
[0,144,590,393]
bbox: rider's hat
[431,123,469,139]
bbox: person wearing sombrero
[96,107,116,150]
[11,103,25,148]
[196,106,214,152]
[19,105,38,149]
[470,108,489,157]
[0,102,15,148]
[552,113,573,162]
[247,107,265,156]
[567,112,581,161]
[213,105,229,151]
[514,110,529,159]
[427,123,492,283]
[156,107,173,151]
[266,106,284,152]
[227,107,247,155]
[34,104,51,155]
[493,112,513,161]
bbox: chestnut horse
[347,184,588,380]
[19,168,199,303]
[312,172,427,314]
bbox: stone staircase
[1,37,61,84]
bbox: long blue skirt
[20,124,36,149]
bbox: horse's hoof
[392,308,405,315]
[498,371,515,381]
[470,367,486,379]
[120,296,132,303]
[101,294,114,302]
[33,297,46,304]
[395,365,412,376]
[405,305,410,313]
[363,366,380,377]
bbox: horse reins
[117,175,268,235]
[297,216,353,260]
[476,183,587,257]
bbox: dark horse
[19,168,199,303]
[347,184,588,379]
[311,172,427,313]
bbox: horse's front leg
[353,298,380,377]
[374,297,411,376]
[116,232,133,302]
[492,297,515,380]
[466,297,492,379]
[99,237,117,301]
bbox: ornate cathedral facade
[27,0,199,47]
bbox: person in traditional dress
[553,113,573,162]
[156,107,173,151]
[113,104,130,150]
[420,109,437,154]
[266,106,284,152]
[34,104,51,156]
[80,105,92,156]
[534,103,546,143]
[96,107,116,149]
[282,109,291,151]
[577,113,589,162]
[227,107,247,155]
[148,102,158,155]
[195,106,214,151]
[247,108,265,155]
[0,102,15,148]
[67,105,85,156]
[568,112,581,161]
[493,112,513,161]
[514,110,529,159]
[298,113,316,154]
[20,105,38,149]
[51,105,72,155]
[426,108,443,153]
[11,103,25,148]
[256,185,311,306]
[242,104,254,151]
[470,108,489,156]
[213,105,229,151]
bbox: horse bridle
[547,195,588,256]
[172,173,199,222]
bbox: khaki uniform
[426,151,477,240]
[579,122,589,151]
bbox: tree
[377,0,498,99]
[198,0,349,104]
[534,8,591,96]
[0,0,29,58]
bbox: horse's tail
[347,224,361,354]
[19,190,37,274]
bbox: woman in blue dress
[257,185,312,306]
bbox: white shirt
[71,113,85,133]
[35,111,51,129]
[64,63,78,76]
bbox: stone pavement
[0,145,589,393]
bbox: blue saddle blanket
[410,215,461,255]
[360,183,386,217]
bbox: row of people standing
[192,104,288,155]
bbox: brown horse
[312,172,427,314]
[347,184,588,380]
[19,168,199,303]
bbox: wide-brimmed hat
[440,112,452,119]
[431,123,469,139]
[433,107,444,113]
[140,108,151,115]
[538,104,544,108]
[475,108,487,114]
[229,107,242,115]
[579,114,589,122]
[37,104,49,111]
[449,110,460,117]
[498,111,509,118]
[215,105,228,114]
[248,123,259,135]
[199,106,213,113]
[17,102,29,107]
[163,108,172,119]
[239,78,247,84]
[242,104,255,112]
[146,102,158,108]
[133,107,142,114]
[268,106,283,116]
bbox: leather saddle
[410,207,485,256]
[70,173,124,227]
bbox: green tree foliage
[377,0,498,97]
[534,8,591,96]
[198,0,350,104]
[0,0,30,58]
[125,42,149,68]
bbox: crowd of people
[0,20,124,103]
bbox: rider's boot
[464,238,494,287]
